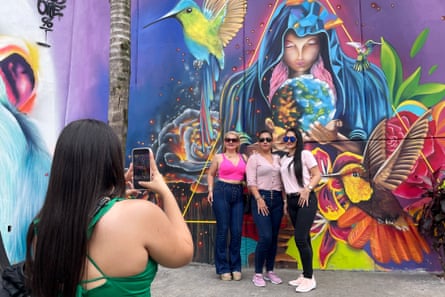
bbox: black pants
[287,191,317,278]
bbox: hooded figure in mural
[0,38,51,264]
[220,0,392,145]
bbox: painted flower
[387,111,445,199]
[311,211,350,268]
[310,147,353,267]
[156,108,220,191]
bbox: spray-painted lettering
[37,0,66,47]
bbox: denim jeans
[287,191,317,278]
[212,181,244,274]
[251,190,284,273]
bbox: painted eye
[186,8,193,13]
[352,172,360,177]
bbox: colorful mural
[130,0,445,271]
[0,0,110,264]
[1,0,444,273]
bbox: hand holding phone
[132,147,151,190]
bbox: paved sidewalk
[151,263,444,297]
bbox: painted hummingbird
[347,39,381,72]
[144,0,247,146]
[325,110,431,263]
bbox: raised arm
[138,150,194,268]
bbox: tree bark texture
[108,0,131,154]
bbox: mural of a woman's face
[283,31,320,77]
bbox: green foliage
[394,67,421,106]
[417,183,445,275]
[380,32,445,109]
[429,65,438,75]
[380,37,403,106]
[410,29,430,58]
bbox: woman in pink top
[246,130,284,287]
[280,128,321,293]
[207,131,247,281]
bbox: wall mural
[130,0,445,271]
[1,0,444,273]
[0,0,110,264]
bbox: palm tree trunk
[108,0,131,153]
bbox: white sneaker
[288,274,304,286]
[295,277,316,293]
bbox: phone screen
[132,147,150,190]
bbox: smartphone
[132,147,151,190]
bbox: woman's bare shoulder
[102,199,159,226]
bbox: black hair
[257,129,272,139]
[286,128,304,187]
[25,119,126,297]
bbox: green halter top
[76,198,158,297]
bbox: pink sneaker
[252,274,266,287]
[264,271,282,284]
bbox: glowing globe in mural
[270,75,336,132]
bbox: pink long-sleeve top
[246,153,283,191]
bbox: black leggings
[287,192,317,278]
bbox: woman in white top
[280,128,321,293]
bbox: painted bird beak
[143,11,176,29]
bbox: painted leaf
[319,229,337,269]
[410,28,429,58]
[332,152,362,173]
[411,83,445,107]
[312,147,332,175]
[380,37,403,104]
[394,67,421,107]
[328,221,351,242]
[428,64,438,75]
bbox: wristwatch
[307,185,313,191]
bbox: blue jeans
[212,181,244,274]
[251,190,284,273]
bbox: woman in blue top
[25,119,193,297]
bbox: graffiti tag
[36,0,67,47]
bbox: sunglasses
[283,136,297,143]
[224,138,239,143]
[258,137,273,143]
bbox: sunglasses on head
[283,136,296,143]
[258,137,273,143]
[224,137,239,143]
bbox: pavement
[151,263,445,297]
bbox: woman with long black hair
[25,119,193,297]
[280,128,321,293]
